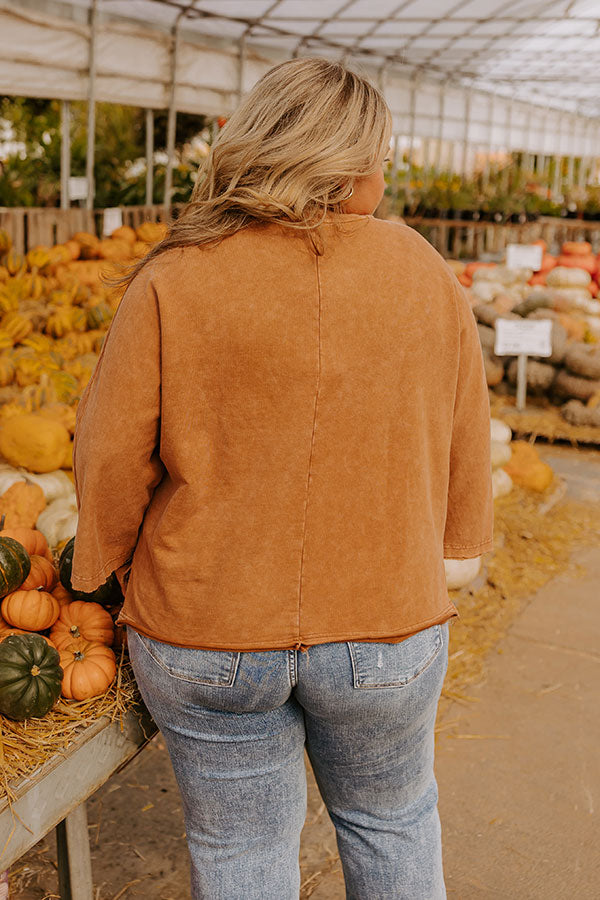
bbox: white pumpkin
[546,267,591,288]
[491,440,512,469]
[36,496,78,548]
[490,418,511,444]
[444,556,481,590]
[492,468,513,499]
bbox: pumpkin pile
[445,417,553,592]
[0,527,123,721]
[450,242,600,426]
[0,222,167,475]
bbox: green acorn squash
[0,535,31,598]
[58,538,123,607]
[0,633,62,719]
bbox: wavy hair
[118,57,391,284]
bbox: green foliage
[0,97,206,207]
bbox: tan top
[71,215,493,650]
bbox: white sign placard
[68,176,88,201]
[505,243,543,272]
[102,207,123,237]
[494,318,553,357]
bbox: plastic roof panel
[3,0,600,131]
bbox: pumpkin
[59,639,116,700]
[111,225,136,245]
[490,419,512,445]
[546,267,591,288]
[50,600,114,649]
[0,534,31,598]
[0,522,52,561]
[36,496,78,548]
[503,442,553,493]
[491,441,511,469]
[562,241,591,256]
[2,588,60,631]
[0,633,63,719]
[58,538,123,608]
[21,469,75,504]
[444,557,481,591]
[556,255,597,277]
[492,468,513,499]
[0,481,46,528]
[0,629,56,648]
[0,413,71,473]
[52,583,73,607]
[20,554,58,592]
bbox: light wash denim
[128,621,450,900]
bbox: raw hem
[443,538,494,559]
[117,603,459,653]
[71,552,131,591]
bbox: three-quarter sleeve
[70,269,163,591]
[443,280,494,559]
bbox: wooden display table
[0,705,157,899]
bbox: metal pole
[391,134,400,209]
[145,108,154,206]
[164,19,181,214]
[238,33,247,102]
[462,89,472,178]
[60,100,71,211]
[482,93,495,190]
[501,99,513,194]
[516,354,528,411]
[406,74,418,181]
[434,83,445,173]
[85,0,97,211]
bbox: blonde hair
[119,57,391,283]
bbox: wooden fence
[3,205,600,260]
[403,216,600,259]
[0,205,182,255]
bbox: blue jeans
[128,622,449,900]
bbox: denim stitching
[349,626,443,689]
[132,629,241,687]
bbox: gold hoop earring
[346,185,354,200]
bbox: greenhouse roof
[47,0,600,117]
[2,0,599,156]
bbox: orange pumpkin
[20,554,58,592]
[528,273,547,287]
[1,588,60,631]
[539,253,557,274]
[556,254,598,276]
[52,583,73,607]
[59,639,116,699]
[0,524,53,562]
[50,600,114,649]
[588,281,599,298]
[0,628,56,648]
[0,482,46,529]
[562,241,591,256]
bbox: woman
[72,58,493,899]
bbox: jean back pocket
[348,624,444,689]
[132,630,240,687]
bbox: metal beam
[145,108,154,205]
[85,0,97,211]
[164,17,181,214]
[60,100,71,211]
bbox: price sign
[494,318,552,357]
[505,243,543,272]
[102,207,123,237]
[68,176,88,201]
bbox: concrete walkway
[436,544,600,899]
[436,446,600,899]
